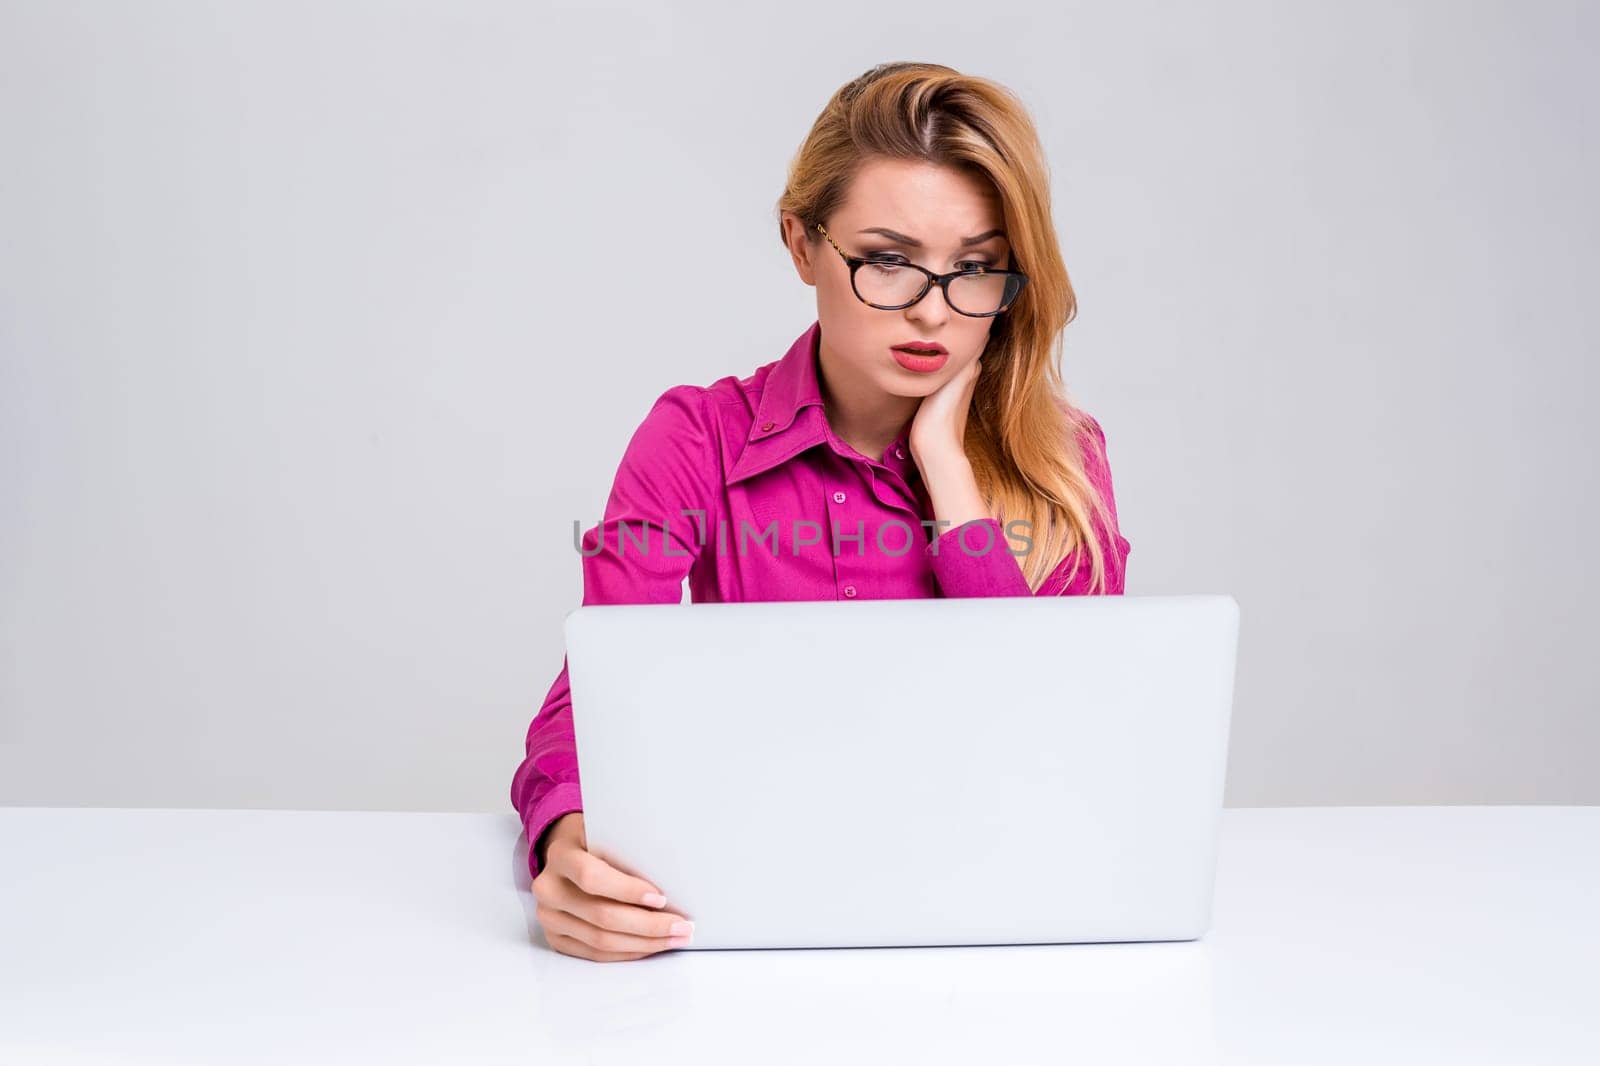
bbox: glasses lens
[853,262,930,309]
[948,271,1025,315]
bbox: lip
[890,345,950,373]
[893,341,949,356]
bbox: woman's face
[785,157,1012,402]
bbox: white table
[1,807,1595,1065]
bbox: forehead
[838,157,1005,240]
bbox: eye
[957,260,993,273]
[864,254,909,277]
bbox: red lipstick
[891,341,949,373]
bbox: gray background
[2,0,1594,812]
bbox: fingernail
[669,920,695,938]
[642,892,667,908]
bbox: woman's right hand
[531,812,695,962]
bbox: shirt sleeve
[510,384,717,879]
[925,412,1131,598]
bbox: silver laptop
[563,593,1240,950]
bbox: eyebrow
[856,226,1007,248]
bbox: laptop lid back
[563,593,1240,949]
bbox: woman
[513,61,1132,962]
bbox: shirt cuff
[523,781,585,880]
[924,517,1033,598]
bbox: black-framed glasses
[816,223,1029,317]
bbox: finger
[563,848,670,908]
[547,931,653,963]
[539,904,688,956]
[574,894,694,940]
[541,870,691,937]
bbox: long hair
[774,62,1119,593]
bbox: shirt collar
[728,319,919,487]
[727,321,830,486]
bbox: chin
[876,370,944,398]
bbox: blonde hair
[775,61,1119,593]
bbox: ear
[779,211,818,287]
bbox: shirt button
[842,584,857,598]
[760,421,775,432]
[832,490,847,504]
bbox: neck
[816,333,918,462]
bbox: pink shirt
[511,320,1132,876]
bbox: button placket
[829,484,860,600]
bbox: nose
[905,278,952,329]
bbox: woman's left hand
[909,355,982,468]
